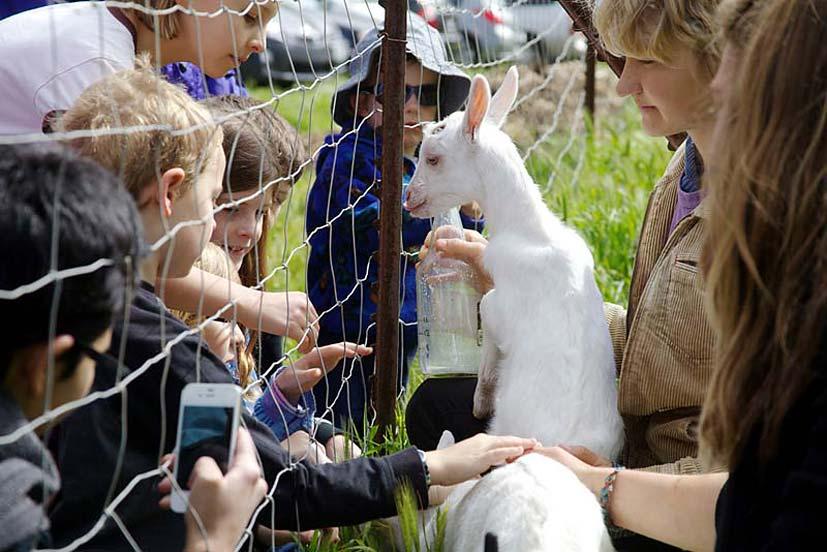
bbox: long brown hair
[203,95,306,289]
[701,0,827,468]
[202,96,306,364]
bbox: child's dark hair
[0,144,143,378]
[202,95,306,213]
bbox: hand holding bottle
[418,227,493,294]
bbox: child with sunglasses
[305,14,483,433]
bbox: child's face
[616,46,712,138]
[402,62,439,155]
[212,188,272,272]
[202,321,245,364]
[178,0,278,78]
[357,60,440,155]
[8,330,112,428]
[168,143,225,277]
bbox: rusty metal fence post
[585,44,596,117]
[374,0,407,440]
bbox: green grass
[248,81,672,550]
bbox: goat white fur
[406,66,623,459]
[444,453,615,552]
[398,431,615,552]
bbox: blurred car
[429,0,527,63]
[504,0,587,63]
[241,0,352,85]
[307,0,386,45]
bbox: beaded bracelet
[599,466,624,526]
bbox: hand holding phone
[171,383,242,513]
[159,426,268,552]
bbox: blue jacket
[305,123,483,354]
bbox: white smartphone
[171,382,242,514]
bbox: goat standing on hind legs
[405,66,623,460]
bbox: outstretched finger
[486,435,540,450]
[484,445,529,466]
[317,342,372,368]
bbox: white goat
[405,66,623,458]
[402,67,623,550]
[444,453,615,552]
[392,431,615,552]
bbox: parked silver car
[241,0,352,85]
[308,0,385,45]
[504,0,586,63]
[422,0,527,63]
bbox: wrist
[416,448,431,487]
[423,450,441,486]
[597,466,625,527]
[270,373,302,406]
[236,283,258,319]
[584,466,614,496]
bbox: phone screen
[176,405,234,489]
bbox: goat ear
[436,430,456,450]
[462,75,491,143]
[487,66,518,128]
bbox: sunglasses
[72,342,122,371]
[371,83,440,107]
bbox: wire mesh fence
[0,0,660,550]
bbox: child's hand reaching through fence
[424,433,539,487]
[275,342,373,404]
[244,289,320,353]
[418,228,494,294]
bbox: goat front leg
[474,291,500,419]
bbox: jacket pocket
[664,256,713,362]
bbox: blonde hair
[700,0,827,468]
[61,60,222,203]
[134,0,181,40]
[173,243,260,399]
[594,0,722,76]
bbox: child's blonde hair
[173,242,259,398]
[595,0,722,77]
[60,60,222,202]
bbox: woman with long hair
[539,0,827,549]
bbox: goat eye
[426,156,439,167]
